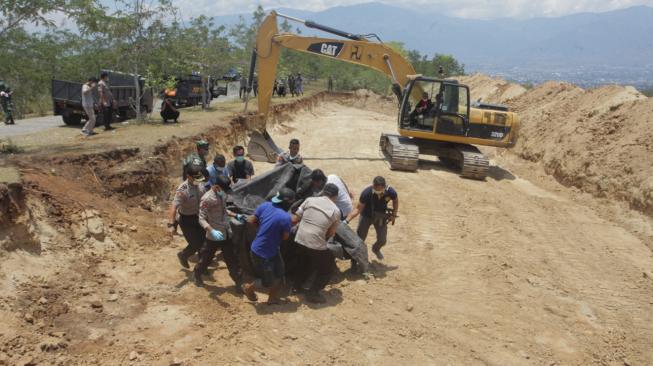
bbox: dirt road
[0,115,63,138]
[1,96,652,365]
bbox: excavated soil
[461,74,653,216]
[0,88,652,365]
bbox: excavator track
[379,134,419,171]
[456,144,490,180]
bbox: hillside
[461,73,653,215]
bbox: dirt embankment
[0,91,371,365]
[462,73,653,216]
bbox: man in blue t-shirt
[206,154,230,187]
[345,176,399,261]
[242,188,295,304]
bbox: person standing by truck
[81,77,98,136]
[239,73,247,100]
[0,80,15,125]
[98,72,115,131]
[295,73,304,96]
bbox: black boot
[177,251,189,269]
[193,268,204,287]
[305,290,326,304]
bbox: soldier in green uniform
[0,80,15,125]
[182,140,210,180]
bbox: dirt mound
[467,75,652,215]
[460,73,527,104]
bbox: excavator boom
[246,11,519,180]
[255,11,418,122]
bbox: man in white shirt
[326,174,354,219]
[81,77,98,136]
[291,183,341,303]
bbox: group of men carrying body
[169,138,398,304]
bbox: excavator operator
[410,92,433,124]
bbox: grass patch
[0,139,25,154]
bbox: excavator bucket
[247,130,283,163]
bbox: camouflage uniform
[0,81,15,125]
[182,152,207,180]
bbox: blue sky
[172,0,653,19]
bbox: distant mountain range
[211,2,653,86]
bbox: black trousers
[292,244,334,292]
[196,237,241,284]
[161,109,179,122]
[239,87,247,99]
[178,214,205,259]
[102,105,113,129]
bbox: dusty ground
[0,89,652,365]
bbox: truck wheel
[62,110,82,126]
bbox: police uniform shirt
[173,180,207,216]
[198,190,229,240]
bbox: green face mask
[217,190,225,198]
[236,156,245,162]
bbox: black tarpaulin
[228,163,370,274]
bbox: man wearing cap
[227,145,254,183]
[242,188,295,304]
[182,140,210,180]
[345,176,398,261]
[276,138,303,166]
[206,154,229,187]
[291,183,341,303]
[168,165,207,268]
[194,175,244,289]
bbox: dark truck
[164,75,232,108]
[164,74,204,108]
[52,70,153,126]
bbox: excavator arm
[254,11,419,122]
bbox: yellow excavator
[246,11,519,180]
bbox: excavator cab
[399,77,471,137]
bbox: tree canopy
[0,2,465,117]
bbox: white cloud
[173,0,653,19]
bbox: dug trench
[0,88,652,365]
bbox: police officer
[182,140,210,180]
[0,80,15,125]
[168,165,207,268]
[194,175,245,289]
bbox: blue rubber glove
[210,229,224,241]
[236,214,246,222]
